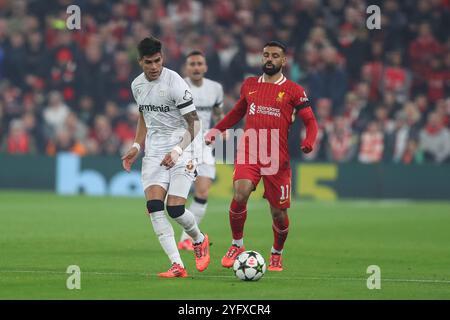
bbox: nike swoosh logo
[279,199,288,204]
[249,91,257,95]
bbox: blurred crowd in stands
[0,0,449,164]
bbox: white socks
[174,208,204,244]
[180,199,208,242]
[271,246,283,254]
[232,238,244,247]
[149,210,183,267]
[190,199,208,224]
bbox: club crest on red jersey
[276,91,285,102]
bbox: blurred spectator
[425,54,450,104]
[229,34,265,84]
[104,100,121,127]
[315,98,334,133]
[326,116,357,162]
[25,31,48,81]
[392,101,422,163]
[65,112,88,144]
[381,50,412,104]
[42,91,70,139]
[77,41,109,107]
[46,128,87,157]
[77,95,95,126]
[89,115,120,155]
[308,46,348,111]
[342,92,365,130]
[4,32,27,87]
[401,139,424,165]
[49,45,78,104]
[337,23,370,83]
[409,22,444,90]
[300,97,331,161]
[374,106,396,160]
[358,121,384,164]
[1,119,36,154]
[22,111,46,152]
[109,51,134,106]
[419,112,450,163]
[114,103,138,144]
[362,41,385,103]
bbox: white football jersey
[184,77,224,133]
[131,67,201,158]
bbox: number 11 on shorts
[280,184,289,201]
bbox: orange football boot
[221,245,245,268]
[268,253,283,271]
[178,239,194,251]
[158,263,188,278]
[193,233,210,272]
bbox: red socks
[229,199,247,240]
[230,198,289,252]
[272,214,289,252]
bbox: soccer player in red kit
[205,41,318,271]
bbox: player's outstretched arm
[298,107,318,153]
[205,97,247,145]
[121,112,147,172]
[160,110,201,169]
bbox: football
[232,250,267,281]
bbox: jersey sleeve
[213,83,224,109]
[171,73,196,115]
[131,81,138,103]
[293,85,312,112]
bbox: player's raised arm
[205,96,247,145]
[121,110,147,172]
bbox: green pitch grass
[0,191,449,299]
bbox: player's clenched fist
[301,141,313,153]
[121,143,140,172]
[204,128,223,145]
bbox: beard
[262,62,282,76]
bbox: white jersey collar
[258,73,286,85]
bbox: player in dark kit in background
[205,41,318,271]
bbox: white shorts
[197,142,215,179]
[141,155,197,199]
[197,163,216,179]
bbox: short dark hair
[186,50,205,59]
[138,36,162,58]
[264,41,286,53]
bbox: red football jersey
[215,74,311,170]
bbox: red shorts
[233,163,292,209]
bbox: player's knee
[271,208,287,221]
[233,189,251,203]
[166,205,185,218]
[233,183,253,203]
[147,200,164,214]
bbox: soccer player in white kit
[178,50,225,250]
[121,37,210,278]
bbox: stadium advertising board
[1,153,449,200]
